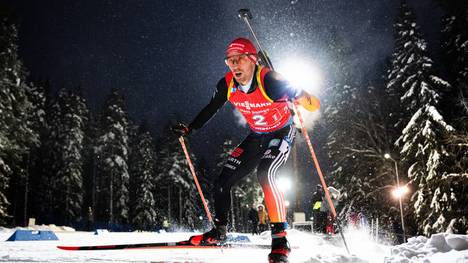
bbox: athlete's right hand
[171,122,190,137]
[294,92,320,112]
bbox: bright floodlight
[277,58,323,94]
[392,185,409,199]
[285,200,290,207]
[384,153,391,159]
[277,177,292,193]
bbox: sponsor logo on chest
[233,101,272,110]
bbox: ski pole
[238,9,275,70]
[292,104,336,217]
[292,103,350,254]
[178,136,214,226]
[238,8,350,254]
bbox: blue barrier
[6,230,59,241]
[226,234,251,243]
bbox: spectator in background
[162,217,171,232]
[358,210,369,229]
[247,204,259,235]
[390,217,404,244]
[321,186,340,234]
[258,204,269,232]
[86,206,94,231]
[347,209,359,228]
[312,184,325,233]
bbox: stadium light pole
[384,153,407,243]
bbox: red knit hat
[226,38,257,63]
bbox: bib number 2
[252,115,267,126]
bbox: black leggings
[213,125,296,225]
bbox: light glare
[392,185,409,198]
[277,177,292,193]
[277,58,323,94]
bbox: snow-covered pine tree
[389,2,455,235]
[386,3,421,132]
[95,89,130,228]
[154,125,202,229]
[440,8,468,141]
[323,83,395,220]
[433,6,468,234]
[167,135,201,229]
[34,88,61,224]
[23,82,46,225]
[46,88,89,225]
[0,17,40,224]
[324,88,354,218]
[441,9,468,129]
[129,125,158,231]
[80,112,99,229]
[322,18,399,222]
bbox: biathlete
[172,37,320,263]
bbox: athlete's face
[225,51,256,85]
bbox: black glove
[171,122,190,137]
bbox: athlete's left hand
[171,122,190,137]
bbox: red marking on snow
[57,246,80,250]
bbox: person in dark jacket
[312,184,325,232]
[247,204,259,235]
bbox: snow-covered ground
[0,227,467,263]
[384,233,468,263]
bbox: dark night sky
[4,0,444,197]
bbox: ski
[57,240,271,251]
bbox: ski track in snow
[1,228,467,263]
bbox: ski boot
[188,225,227,246]
[268,222,290,263]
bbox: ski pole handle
[238,9,253,20]
[178,137,214,226]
